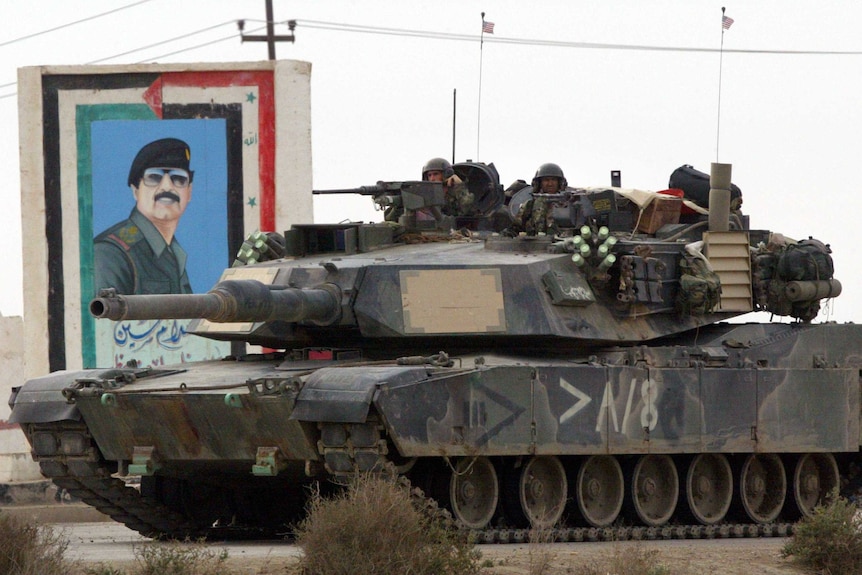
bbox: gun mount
[314,180,451,230]
[314,161,508,233]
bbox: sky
[1,0,861,324]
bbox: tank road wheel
[684,454,733,525]
[517,456,568,529]
[738,454,786,523]
[576,455,624,527]
[629,455,679,527]
[449,457,499,529]
[789,453,839,518]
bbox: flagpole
[716,6,727,161]
[477,12,486,160]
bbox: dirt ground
[81,537,804,575]
[475,538,803,575]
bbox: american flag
[482,20,495,34]
[722,15,734,30]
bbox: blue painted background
[90,119,229,294]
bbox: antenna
[452,89,457,163]
[716,7,734,160]
[477,12,486,160]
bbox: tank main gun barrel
[90,280,341,325]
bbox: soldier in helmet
[422,157,475,217]
[510,162,569,235]
[532,162,568,194]
[94,138,195,295]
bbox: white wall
[0,314,42,482]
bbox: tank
[9,160,859,539]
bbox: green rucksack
[677,256,722,315]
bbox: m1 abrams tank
[9,161,858,540]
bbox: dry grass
[782,490,862,574]
[572,541,674,575]
[1,503,249,575]
[84,540,240,575]
[294,473,483,575]
[525,528,557,575]
[0,510,77,575]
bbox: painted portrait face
[132,167,193,223]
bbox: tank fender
[8,370,103,424]
[291,366,429,423]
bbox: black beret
[127,138,193,187]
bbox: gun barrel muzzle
[90,280,341,325]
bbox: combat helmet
[532,162,567,189]
[422,157,455,180]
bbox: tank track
[469,522,796,544]
[27,420,798,542]
[26,421,270,540]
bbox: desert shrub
[133,541,231,575]
[294,473,482,575]
[573,541,672,575]
[0,510,76,575]
[84,540,238,575]
[526,528,556,575]
[783,490,862,574]
[84,567,125,575]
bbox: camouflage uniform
[443,181,475,216]
[511,195,554,235]
[94,207,192,295]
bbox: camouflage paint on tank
[8,163,857,537]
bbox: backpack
[677,255,722,315]
[775,238,833,281]
[668,165,742,209]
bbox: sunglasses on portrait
[141,168,192,188]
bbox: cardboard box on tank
[636,193,682,234]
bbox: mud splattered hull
[9,322,862,538]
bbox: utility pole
[238,0,295,60]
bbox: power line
[3,14,860,101]
[0,0,156,48]
[0,20,260,97]
[87,20,236,64]
[295,19,862,56]
[133,23,267,63]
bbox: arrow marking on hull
[559,378,591,424]
[470,375,526,447]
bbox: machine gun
[314,180,452,231]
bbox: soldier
[508,162,569,235]
[422,157,475,216]
[531,162,568,194]
[94,138,194,295]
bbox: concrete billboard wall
[18,60,313,378]
[4,60,313,485]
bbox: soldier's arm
[93,242,135,295]
[448,181,475,215]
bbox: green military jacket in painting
[94,208,192,295]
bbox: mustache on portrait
[154,191,181,203]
